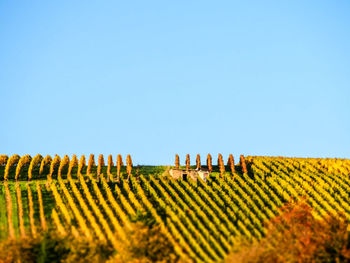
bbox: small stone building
[169,168,210,182]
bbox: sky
[0,1,349,165]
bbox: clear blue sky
[0,1,349,165]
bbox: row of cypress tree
[0,153,133,180]
[174,153,248,175]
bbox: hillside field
[0,154,350,262]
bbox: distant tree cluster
[174,153,238,175]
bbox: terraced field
[0,154,350,262]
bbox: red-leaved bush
[226,200,350,263]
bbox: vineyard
[0,154,350,262]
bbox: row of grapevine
[1,181,50,239]
[247,156,350,219]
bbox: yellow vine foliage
[186,154,190,170]
[117,154,123,178]
[107,154,113,170]
[72,154,79,166]
[51,208,66,236]
[4,182,15,238]
[100,174,131,231]
[207,154,213,172]
[27,183,36,237]
[28,154,43,180]
[36,182,47,231]
[78,155,86,174]
[97,154,105,176]
[240,155,248,174]
[67,154,78,177]
[107,154,113,181]
[175,154,180,169]
[58,176,92,240]
[39,155,52,176]
[89,174,120,248]
[16,182,25,237]
[58,155,70,178]
[50,181,71,225]
[196,154,201,169]
[127,154,133,176]
[218,153,225,175]
[0,155,8,166]
[87,154,95,174]
[227,155,232,166]
[49,155,61,178]
[227,154,235,174]
[4,154,20,180]
[69,176,106,242]
[15,155,32,180]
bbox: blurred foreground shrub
[226,200,350,263]
[0,230,113,263]
[0,216,184,263]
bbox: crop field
[0,154,350,262]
